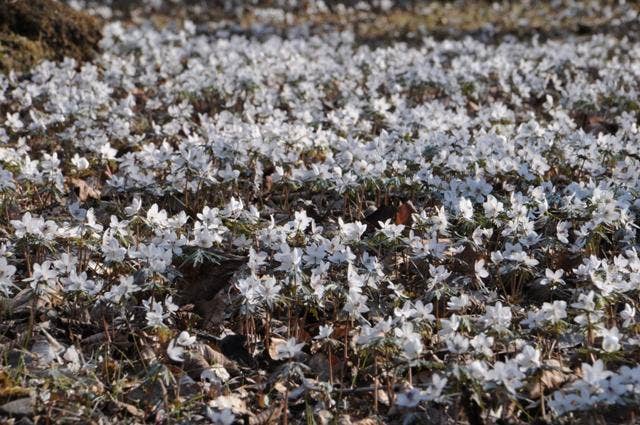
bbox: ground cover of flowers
[2,1,640,423]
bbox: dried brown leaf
[268,337,286,360]
[113,400,145,418]
[196,343,240,373]
[528,361,570,399]
[394,202,415,226]
[69,177,101,201]
[353,419,382,425]
[248,404,283,425]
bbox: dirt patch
[0,0,102,73]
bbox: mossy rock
[0,0,102,73]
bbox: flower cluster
[1,0,640,423]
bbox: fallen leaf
[268,338,287,361]
[113,400,144,418]
[332,324,350,339]
[196,343,240,373]
[354,419,381,425]
[264,174,273,193]
[394,201,415,226]
[69,177,101,201]
[273,381,287,394]
[248,404,283,425]
[528,360,570,399]
[208,394,248,415]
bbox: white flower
[124,197,142,216]
[472,227,493,247]
[395,387,427,408]
[540,268,565,286]
[274,243,302,273]
[201,365,230,383]
[167,339,185,362]
[258,275,281,307]
[176,331,196,347]
[103,275,140,304]
[5,112,23,131]
[206,407,235,425]
[540,300,567,324]
[102,234,127,263]
[71,154,90,170]
[571,290,596,311]
[432,206,449,234]
[414,300,435,322]
[63,346,80,366]
[218,164,240,182]
[488,361,525,394]
[470,333,494,357]
[63,270,102,296]
[581,360,612,386]
[447,294,470,311]
[247,248,268,272]
[11,212,57,240]
[394,301,417,321]
[221,197,244,218]
[164,295,179,314]
[292,210,312,233]
[483,194,504,218]
[274,337,304,360]
[338,218,367,242]
[314,324,334,340]
[446,333,469,354]
[600,327,621,352]
[144,298,168,328]
[467,360,489,380]
[377,219,404,239]
[426,373,448,402]
[458,197,474,220]
[402,334,424,360]
[0,257,17,296]
[620,303,635,328]
[556,221,570,244]
[515,345,541,370]
[146,204,168,227]
[24,261,59,295]
[474,259,489,281]
[439,314,461,337]
[484,302,512,332]
[193,226,218,248]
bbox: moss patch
[0,0,102,73]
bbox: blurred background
[1,0,638,74]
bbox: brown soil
[0,0,102,73]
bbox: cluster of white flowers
[549,360,640,415]
[2,0,640,422]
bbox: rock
[183,352,210,381]
[176,255,245,325]
[218,334,255,367]
[0,397,34,416]
[5,350,37,369]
